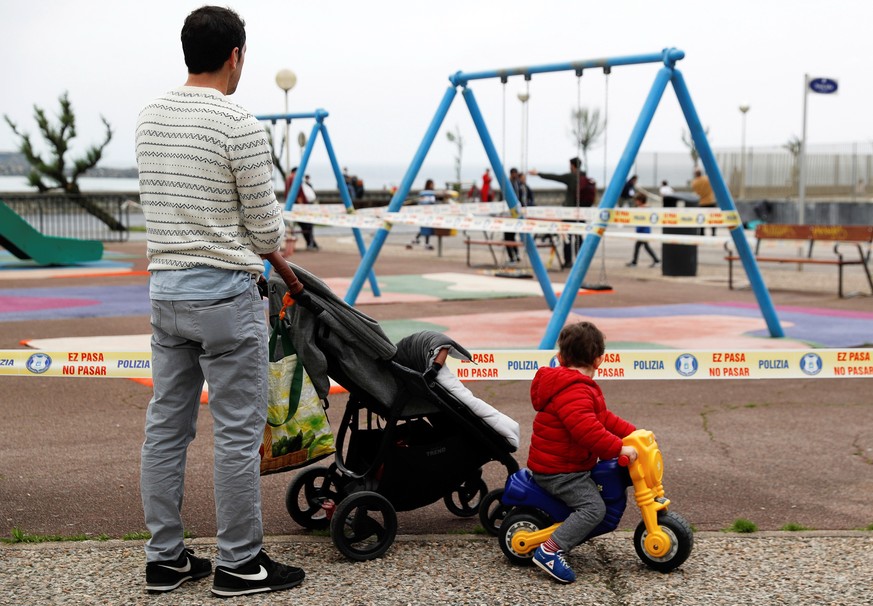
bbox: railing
[637,143,873,201]
[0,193,133,242]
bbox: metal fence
[636,142,873,200]
[0,193,132,242]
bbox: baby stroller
[267,262,520,561]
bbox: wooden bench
[464,234,561,269]
[724,224,873,298]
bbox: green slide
[0,199,103,265]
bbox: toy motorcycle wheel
[444,477,487,518]
[498,509,551,566]
[633,511,694,572]
[285,466,339,530]
[330,491,398,561]
[478,488,512,536]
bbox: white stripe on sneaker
[157,558,191,573]
[222,565,268,581]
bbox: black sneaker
[211,549,305,597]
[145,548,212,593]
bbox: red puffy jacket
[527,366,635,474]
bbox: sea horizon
[0,162,570,195]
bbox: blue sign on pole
[809,78,838,94]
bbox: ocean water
[0,162,570,195]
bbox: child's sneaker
[533,545,576,583]
[212,549,304,597]
[145,548,212,593]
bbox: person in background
[481,168,492,202]
[518,172,535,207]
[407,178,437,250]
[527,321,638,584]
[529,157,584,268]
[626,192,660,268]
[691,168,717,235]
[136,5,305,597]
[467,182,481,202]
[619,174,638,207]
[503,168,522,263]
[578,169,596,207]
[285,167,318,251]
[658,179,674,198]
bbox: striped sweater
[136,86,285,273]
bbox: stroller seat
[268,263,519,561]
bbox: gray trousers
[141,282,268,569]
[532,470,606,552]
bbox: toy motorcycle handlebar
[618,455,630,467]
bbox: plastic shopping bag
[260,316,335,475]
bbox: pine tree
[4,92,123,230]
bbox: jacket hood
[531,366,595,411]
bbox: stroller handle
[262,250,304,295]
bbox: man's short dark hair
[569,157,582,169]
[181,6,246,74]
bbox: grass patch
[780,522,812,531]
[3,528,110,544]
[859,523,873,531]
[724,518,758,533]
[3,528,194,543]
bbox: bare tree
[783,135,802,191]
[681,127,710,169]
[263,123,288,183]
[446,125,464,192]
[569,107,605,171]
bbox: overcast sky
[3,0,871,187]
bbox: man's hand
[260,250,302,295]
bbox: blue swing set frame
[344,48,784,347]
[256,109,380,297]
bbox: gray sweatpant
[532,470,606,552]
[141,282,268,569]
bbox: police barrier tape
[358,202,739,224]
[2,349,871,380]
[285,205,740,232]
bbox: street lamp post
[275,69,297,177]
[517,90,530,173]
[739,104,750,200]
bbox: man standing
[691,168,717,235]
[481,167,492,202]
[136,6,304,597]
[619,174,638,207]
[530,157,585,268]
[503,167,522,263]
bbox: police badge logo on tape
[675,353,699,377]
[26,353,52,374]
[799,353,823,376]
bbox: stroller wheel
[478,488,512,536]
[443,477,488,518]
[286,467,339,531]
[330,491,398,561]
